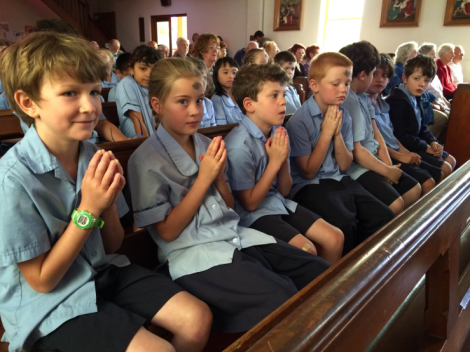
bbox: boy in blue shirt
[285,52,394,254]
[0,32,212,352]
[274,51,302,114]
[339,41,421,216]
[225,64,344,264]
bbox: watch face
[77,214,90,227]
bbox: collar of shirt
[220,93,236,107]
[306,96,324,119]
[398,84,416,106]
[240,115,275,143]
[376,95,390,114]
[156,124,205,177]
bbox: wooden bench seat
[100,87,112,102]
[0,109,23,141]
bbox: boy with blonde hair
[285,52,394,254]
[0,32,211,352]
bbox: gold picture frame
[273,0,302,31]
[380,0,422,28]
[444,0,470,26]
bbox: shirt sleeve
[0,182,51,266]
[342,96,366,143]
[286,115,313,157]
[225,133,256,191]
[340,109,354,151]
[117,80,143,116]
[128,153,173,228]
[211,95,228,125]
[205,99,218,127]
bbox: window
[319,0,366,52]
[151,14,187,55]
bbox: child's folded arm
[276,160,292,197]
[372,120,393,166]
[294,132,332,180]
[352,142,390,176]
[99,203,125,254]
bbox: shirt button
[211,204,217,209]
[233,238,238,243]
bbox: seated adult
[147,40,158,49]
[234,41,258,66]
[192,32,199,44]
[194,33,220,74]
[98,49,120,88]
[174,37,189,57]
[108,39,121,63]
[254,30,271,47]
[384,41,418,95]
[449,45,465,85]
[303,44,320,74]
[418,43,451,108]
[263,41,280,63]
[158,44,169,58]
[290,43,306,78]
[90,41,99,51]
[218,41,227,60]
[436,43,457,99]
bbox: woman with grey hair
[384,41,418,95]
[436,43,457,98]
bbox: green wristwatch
[71,209,104,230]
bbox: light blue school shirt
[116,75,155,138]
[16,96,107,143]
[285,97,354,198]
[0,126,129,352]
[108,86,117,102]
[0,91,8,110]
[285,85,301,115]
[200,98,217,128]
[101,72,121,88]
[225,116,297,227]
[0,79,3,94]
[341,90,379,180]
[211,93,244,125]
[128,124,276,280]
[398,84,422,130]
[371,95,400,151]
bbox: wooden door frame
[150,13,187,53]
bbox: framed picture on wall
[273,0,302,31]
[379,0,422,28]
[444,0,470,26]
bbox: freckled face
[311,66,352,106]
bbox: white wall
[0,0,58,36]
[262,0,323,51]
[360,0,470,80]
[92,0,255,54]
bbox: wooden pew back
[0,109,23,140]
[443,84,470,168]
[293,83,306,105]
[100,87,112,102]
[101,102,119,127]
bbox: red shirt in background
[436,59,457,97]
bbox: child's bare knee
[389,197,404,216]
[421,179,435,195]
[441,162,452,177]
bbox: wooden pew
[293,83,306,105]
[225,161,470,352]
[0,109,23,140]
[443,84,470,168]
[294,76,309,92]
[101,87,112,102]
[101,102,119,128]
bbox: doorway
[151,14,187,56]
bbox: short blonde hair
[148,58,203,122]
[98,48,114,64]
[194,33,219,59]
[309,52,353,82]
[0,31,107,126]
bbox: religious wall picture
[380,0,422,27]
[444,0,470,26]
[273,0,302,31]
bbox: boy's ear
[309,78,320,94]
[357,70,367,81]
[150,96,162,115]
[402,73,408,84]
[243,97,255,114]
[14,90,40,119]
[128,66,134,76]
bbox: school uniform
[225,116,320,243]
[285,85,302,115]
[0,91,8,110]
[0,126,183,352]
[107,86,117,102]
[211,93,244,125]
[116,75,155,137]
[386,85,450,169]
[101,72,121,88]
[341,90,418,207]
[0,79,4,94]
[373,95,441,183]
[200,97,217,128]
[128,124,330,333]
[286,97,394,254]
